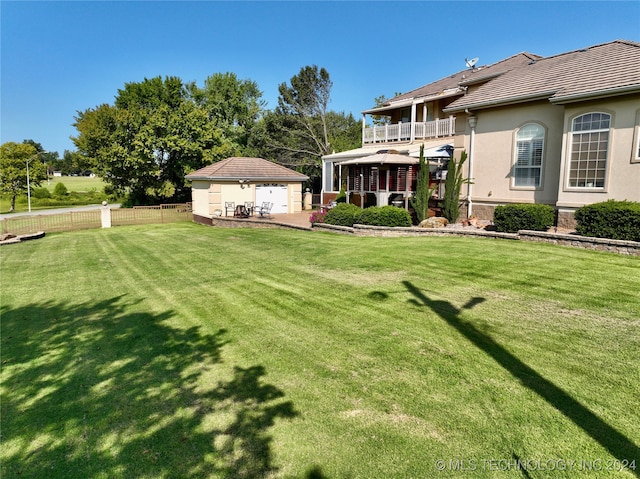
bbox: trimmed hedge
[357,205,412,227]
[575,200,640,242]
[494,204,555,233]
[324,203,362,227]
[323,204,413,228]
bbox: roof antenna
[465,57,479,69]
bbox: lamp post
[26,152,43,213]
[26,156,33,212]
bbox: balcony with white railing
[362,116,456,145]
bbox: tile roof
[186,157,309,181]
[369,52,541,110]
[445,40,640,112]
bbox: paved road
[0,204,121,220]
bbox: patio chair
[256,202,273,217]
[244,201,254,216]
[225,202,235,217]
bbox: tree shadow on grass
[402,281,639,476]
[0,296,297,479]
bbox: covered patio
[335,144,453,209]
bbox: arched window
[514,123,544,187]
[568,113,610,188]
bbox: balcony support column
[410,102,417,142]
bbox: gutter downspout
[466,112,477,218]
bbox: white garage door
[255,184,288,214]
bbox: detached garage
[185,157,309,220]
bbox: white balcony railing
[363,116,455,144]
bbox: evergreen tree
[442,150,471,223]
[410,145,437,223]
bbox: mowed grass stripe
[1,223,638,479]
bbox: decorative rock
[418,217,448,228]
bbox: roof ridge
[386,52,542,104]
[530,39,640,65]
[186,156,309,180]
[444,39,640,112]
[479,51,543,69]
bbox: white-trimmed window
[514,123,544,187]
[568,112,610,188]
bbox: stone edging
[193,214,311,232]
[0,231,46,246]
[312,223,518,240]
[312,223,640,256]
[518,230,640,255]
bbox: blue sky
[2,1,639,156]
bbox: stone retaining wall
[193,214,310,231]
[355,224,519,240]
[192,214,639,256]
[312,223,640,256]
[518,230,640,255]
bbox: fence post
[101,201,112,228]
[160,205,164,224]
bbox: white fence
[1,203,192,236]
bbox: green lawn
[1,176,107,213]
[1,224,638,479]
[45,175,106,192]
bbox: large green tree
[189,72,265,149]
[0,142,47,211]
[73,76,225,204]
[21,139,59,176]
[252,66,359,189]
[55,150,89,176]
[273,65,333,163]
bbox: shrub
[324,203,362,227]
[53,182,68,196]
[309,210,327,224]
[31,187,52,199]
[357,206,412,227]
[335,189,347,203]
[575,200,640,242]
[494,203,555,233]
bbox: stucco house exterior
[322,40,640,227]
[186,157,308,220]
